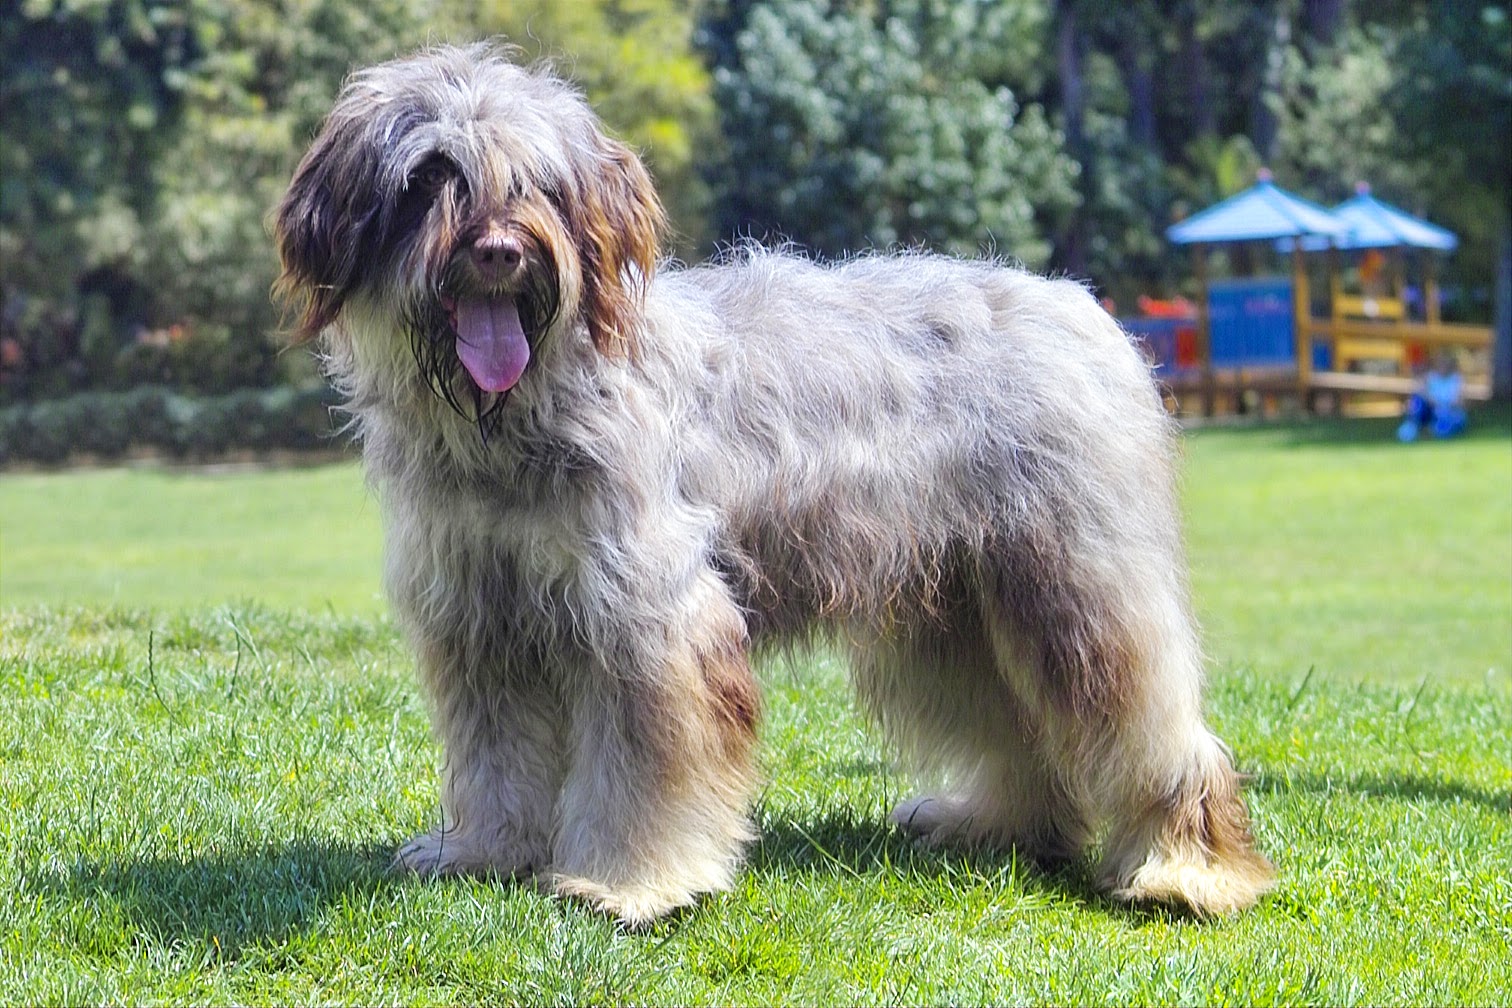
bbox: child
[1398,350,1467,442]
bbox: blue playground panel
[1207,277,1294,367]
[1125,278,1332,373]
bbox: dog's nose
[470,233,524,282]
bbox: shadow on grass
[1252,769,1511,814]
[29,806,1215,947]
[26,841,401,956]
[747,808,1104,909]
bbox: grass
[1181,407,1512,686]
[0,459,385,614]
[0,405,1509,1005]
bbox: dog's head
[273,42,664,418]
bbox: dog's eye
[410,159,455,193]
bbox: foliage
[1382,2,1511,340]
[0,0,199,308]
[1384,3,1512,196]
[0,0,717,404]
[1276,26,1424,201]
[2,0,1508,413]
[1051,43,1175,304]
[702,0,1077,263]
[0,0,424,404]
[0,384,342,465]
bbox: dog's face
[274,43,664,419]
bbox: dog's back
[644,249,1178,642]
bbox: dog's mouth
[441,295,531,394]
[405,244,559,434]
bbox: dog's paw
[889,794,968,846]
[393,830,538,879]
[551,873,698,928]
[890,793,1084,868]
[1105,846,1276,917]
[393,830,466,876]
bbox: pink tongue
[454,298,530,392]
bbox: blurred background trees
[701,0,1076,263]
[2,0,1507,410]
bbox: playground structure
[1131,176,1494,417]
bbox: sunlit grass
[1182,404,1512,685]
[0,461,384,614]
[0,404,1508,1004]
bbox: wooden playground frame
[1164,244,1493,418]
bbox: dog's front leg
[550,568,761,926]
[395,632,564,881]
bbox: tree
[0,0,202,398]
[1275,25,1431,198]
[1383,2,1512,397]
[1048,0,1177,303]
[0,0,718,401]
[0,0,431,400]
[702,0,1076,264]
[1274,2,1509,393]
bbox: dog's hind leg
[550,569,761,926]
[855,612,1092,869]
[978,523,1276,917]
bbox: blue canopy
[1166,177,1349,245]
[1318,187,1458,251]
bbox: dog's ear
[565,134,665,359]
[272,116,382,343]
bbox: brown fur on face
[274,42,1273,927]
[562,132,664,359]
[273,41,663,368]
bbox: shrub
[71,394,134,459]
[118,386,176,449]
[0,385,342,464]
[11,400,74,464]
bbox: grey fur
[275,42,1273,924]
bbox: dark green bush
[72,394,134,458]
[0,386,343,464]
[13,400,75,464]
[118,386,176,448]
[221,387,275,450]
[110,326,282,396]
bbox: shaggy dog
[274,42,1274,925]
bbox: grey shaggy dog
[274,42,1274,925]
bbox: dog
[273,41,1274,925]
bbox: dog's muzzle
[442,231,532,392]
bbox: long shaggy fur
[274,41,1274,925]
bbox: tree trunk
[1118,33,1156,149]
[1302,0,1344,48]
[1179,1,1215,140]
[1055,0,1088,276]
[1493,209,1511,401]
[1251,1,1289,166]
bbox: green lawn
[1,407,1509,1005]
[0,460,385,614]
[1182,407,1512,686]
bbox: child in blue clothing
[1398,351,1467,441]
